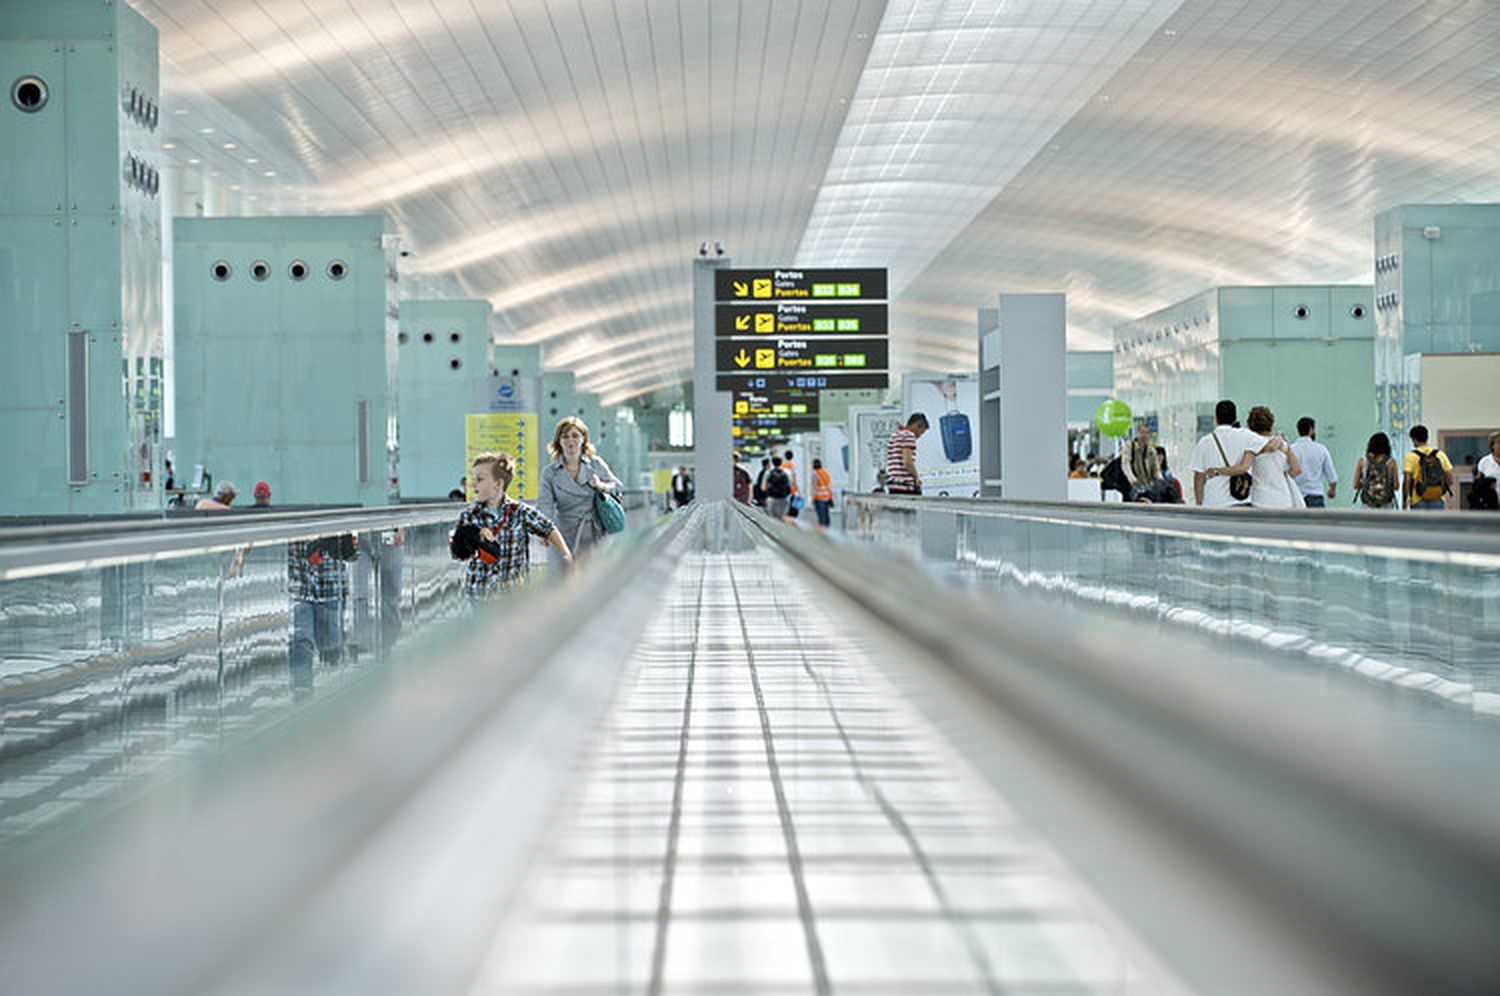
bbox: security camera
[698,242,709,257]
[714,241,725,256]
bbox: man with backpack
[1402,424,1452,511]
[763,455,793,520]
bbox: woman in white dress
[1207,405,1302,508]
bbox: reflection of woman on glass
[537,416,623,563]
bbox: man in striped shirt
[884,413,929,495]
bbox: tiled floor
[469,544,1173,995]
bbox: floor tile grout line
[724,552,833,996]
[645,555,709,996]
[759,549,1008,996]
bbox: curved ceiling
[141,0,1500,403]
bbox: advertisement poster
[821,423,850,495]
[847,405,903,493]
[902,376,981,497]
[465,413,539,500]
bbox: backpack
[765,467,791,499]
[1414,448,1448,501]
[1360,456,1394,507]
[1469,474,1498,510]
[1100,456,1130,498]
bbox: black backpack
[765,467,791,499]
[1415,448,1448,501]
[1469,474,1498,510]
[1100,456,1130,498]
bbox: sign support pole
[692,257,732,502]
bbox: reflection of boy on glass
[451,452,572,601]
[287,533,357,695]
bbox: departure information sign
[715,302,888,337]
[716,337,887,379]
[714,268,888,301]
[717,372,890,393]
[732,389,820,435]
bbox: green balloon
[1095,399,1132,438]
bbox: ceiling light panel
[797,0,1182,296]
[893,0,1500,357]
[137,0,885,401]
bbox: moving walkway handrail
[0,504,464,581]
[845,491,1500,561]
[0,506,697,996]
[734,501,1500,994]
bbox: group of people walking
[748,450,834,528]
[1185,399,1474,511]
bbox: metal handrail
[845,491,1500,562]
[732,501,1500,994]
[0,504,463,581]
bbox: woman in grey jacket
[537,416,623,564]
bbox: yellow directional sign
[752,278,772,298]
[755,348,775,369]
[735,313,751,331]
[754,312,774,333]
[734,349,752,368]
[732,280,749,297]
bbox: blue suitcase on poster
[940,411,971,462]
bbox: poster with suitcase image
[903,376,981,496]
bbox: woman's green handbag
[594,490,626,534]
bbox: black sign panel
[715,302,889,337]
[716,337,888,376]
[733,389,819,434]
[716,372,890,392]
[714,268,888,302]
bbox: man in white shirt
[1189,400,1259,507]
[1289,416,1338,508]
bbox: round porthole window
[13,76,50,112]
[510,368,520,377]
[449,357,462,370]
[398,331,409,345]
[211,260,232,281]
[327,260,347,281]
[449,330,461,344]
[1349,304,1366,319]
[1293,304,1310,320]
[288,260,309,281]
[250,260,271,282]
[421,331,434,344]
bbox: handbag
[1211,430,1253,502]
[593,490,626,535]
[789,492,805,512]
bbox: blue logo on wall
[497,384,515,399]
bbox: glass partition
[845,496,1500,718]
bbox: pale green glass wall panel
[0,2,162,514]
[1221,338,1376,484]
[1270,287,1331,339]
[173,216,394,506]
[397,299,488,498]
[542,371,575,438]
[1216,287,1272,341]
[1373,204,1500,438]
[1065,351,1112,390]
[488,343,541,380]
[1114,289,1218,471]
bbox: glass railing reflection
[0,518,467,843]
[845,497,1500,718]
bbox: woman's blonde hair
[548,415,596,459]
[471,451,515,490]
[1246,405,1275,435]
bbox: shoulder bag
[1211,430,1253,502]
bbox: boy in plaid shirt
[452,452,572,599]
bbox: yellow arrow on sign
[735,314,751,330]
[734,349,752,368]
[732,281,749,297]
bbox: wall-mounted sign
[733,389,820,434]
[717,372,890,393]
[714,302,889,337]
[716,337,888,377]
[714,268,888,301]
